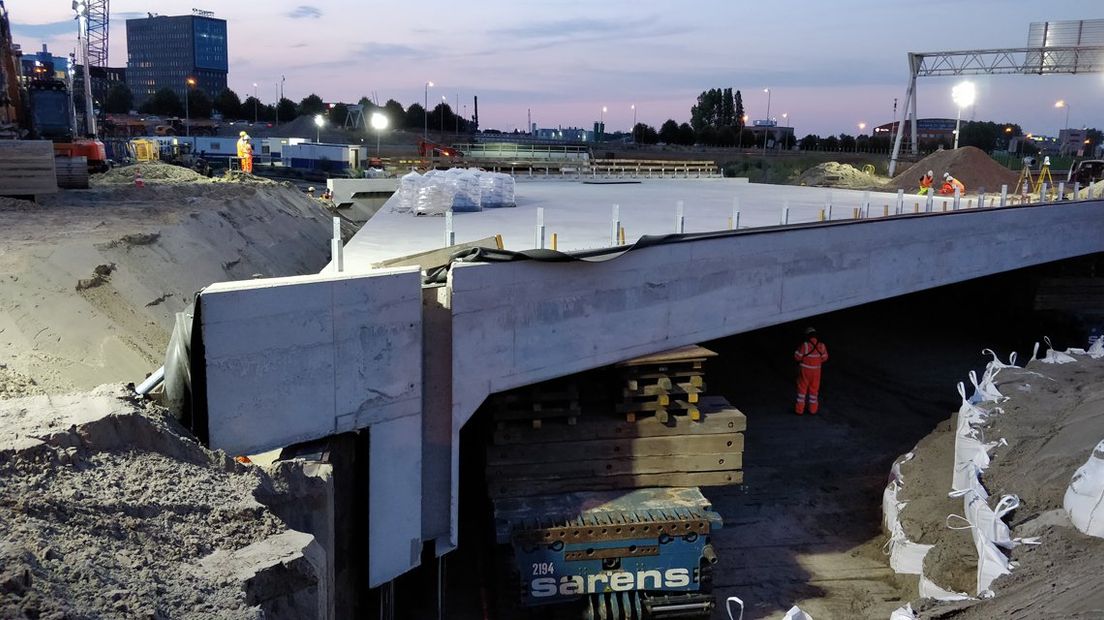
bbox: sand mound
[1076,180,1104,199]
[897,354,1104,618]
[891,147,1019,193]
[0,184,335,394]
[215,169,280,185]
[796,162,888,190]
[0,385,326,618]
[94,161,208,186]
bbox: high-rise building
[125,11,227,105]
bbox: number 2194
[531,562,555,576]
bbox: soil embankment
[0,163,335,396]
[0,385,330,618]
[895,355,1104,619]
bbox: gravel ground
[0,386,305,619]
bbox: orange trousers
[795,366,822,414]
[241,155,253,173]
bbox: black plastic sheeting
[424,222,815,284]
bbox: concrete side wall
[199,268,424,586]
[327,178,399,206]
[440,199,1104,548]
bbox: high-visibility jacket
[794,339,828,369]
[236,137,250,158]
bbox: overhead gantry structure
[889,19,1104,176]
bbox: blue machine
[494,488,721,618]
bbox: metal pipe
[136,366,165,395]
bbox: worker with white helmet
[940,171,965,195]
[918,169,934,195]
[236,131,254,173]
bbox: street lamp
[441,95,447,133]
[951,81,976,149]
[762,88,771,154]
[314,114,324,142]
[600,106,607,141]
[184,77,196,137]
[423,81,433,139]
[370,111,388,156]
[858,122,866,133]
[1055,99,1070,132]
[252,83,258,123]
[631,104,637,143]
[72,0,97,137]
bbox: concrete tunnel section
[194,196,1104,587]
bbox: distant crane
[84,0,110,69]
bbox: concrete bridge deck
[193,179,1104,586]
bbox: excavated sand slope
[897,355,1104,618]
[0,170,334,396]
[0,385,326,619]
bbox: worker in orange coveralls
[237,131,254,173]
[794,327,828,415]
[918,170,933,195]
[939,172,965,195]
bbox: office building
[126,11,227,105]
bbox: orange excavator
[0,1,107,171]
[417,137,461,158]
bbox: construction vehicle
[1068,159,1104,187]
[484,346,744,619]
[418,137,461,158]
[130,138,158,162]
[0,4,108,173]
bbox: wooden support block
[495,399,744,444]
[488,470,743,499]
[488,433,743,466]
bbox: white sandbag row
[947,358,1024,598]
[882,453,934,575]
[392,168,516,216]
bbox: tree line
[102,83,473,132]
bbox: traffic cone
[134,167,145,188]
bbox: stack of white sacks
[393,168,516,216]
[885,337,1104,619]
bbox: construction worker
[794,327,828,415]
[237,131,253,174]
[939,172,965,195]
[918,170,933,195]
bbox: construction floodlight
[370,112,389,131]
[952,81,976,108]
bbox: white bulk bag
[1064,439,1104,538]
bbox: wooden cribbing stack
[485,345,745,499]
[616,345,717,423]
[490,382,581,429]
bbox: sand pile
[891,147,1019,193]
[1076,180,1104,199]
[796,161,889,190]
[0,183,335,395]
[94,161,208,186]
[895,353,1104,618]
[0,385,327,618]
[215,170,280,185]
